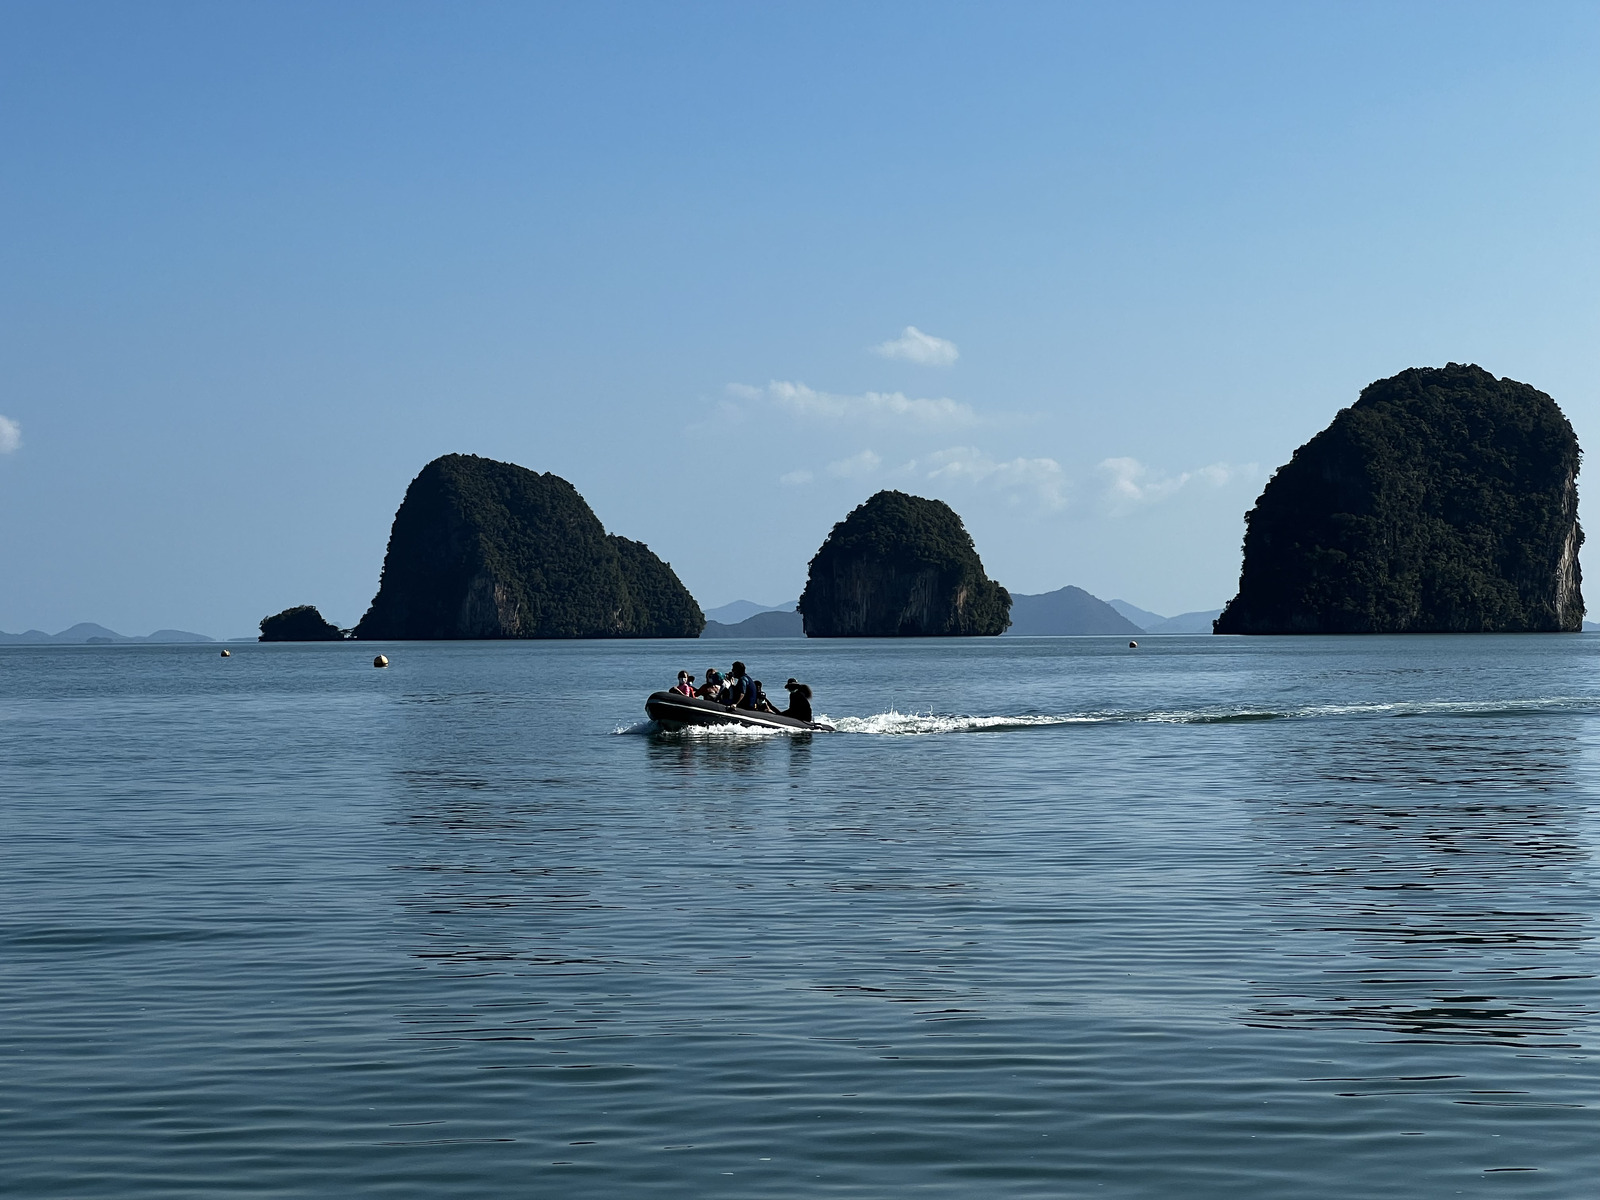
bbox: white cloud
[871,325,960,367]
[827,450,882,478]
[729,380,976,427]
[1097,457,1256,514]
[779,468,814,486]
[0,416,18,454]
[917,446,1069,511]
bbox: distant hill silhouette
[1108,599,1165,629]
[704,599,795,624]
[0,623,214,644]
[701,610,804,638]
[1106,601,1224,634]
[1004,587,1142,636]
[1146,610,1222,635]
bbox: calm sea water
[3,636,1598,1198]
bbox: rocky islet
[352,454,703,640]
[1216,364,1583,634]
[797,490,1011,637]
[258,605,345,642]
[260,365,1583,642]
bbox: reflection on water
[643,726,818,778]
[1246,723,1597,1046]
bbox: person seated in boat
[725,661,752,708]
[782,678,812,722]
[696,669,724,700]
[748,680,778,713]
[671,671,695,697]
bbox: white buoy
[1129,641,1138,648]
[373,654,389,668]
[220,649,231,657]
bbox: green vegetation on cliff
[260,605,345,641]
[798,490,1010,636]
[1216,364,1583,634]
[353,454,703,639]
[609,535,705,638]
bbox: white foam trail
[824,696,1599,736]
[1258,696,1595,721]
[611,718,786,740]
[618,697,1597,739]
[828,710,1102,736]
[670,722,785,740]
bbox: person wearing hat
[782,678,813,722]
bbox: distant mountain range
[703,599,795,624]
[1110,600,1224,635]
[1005,587,1142,636]
[700,599,803,637]
[0,623,214,645]
[1001,587,1221,636]
[701,609,804,638]
[704,591,1223,637]
[1107,599,1164,629]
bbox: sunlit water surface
[3,636,1598,1197]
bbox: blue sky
[1,2,1596,636]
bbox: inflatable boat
[645,691,836,733]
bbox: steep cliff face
[798,491,1010,636]
[353,454,703,639]
[609,535,705,638]
[1215,364,1583,634]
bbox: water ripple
[3,638,1599,1198]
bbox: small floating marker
[220,649,231,657]
[1129,641,1138,648]
[373,654,389,668]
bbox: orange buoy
[374,654,389,668]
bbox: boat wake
[613,718,786,739]
[616,696,1598,739]
[822,696,1600,736]
[827,711,1104,735]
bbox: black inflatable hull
[645,691,835,733]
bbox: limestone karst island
[261,460,1017,641]
[1216,364,1583,634]
[258,364,1583,641]
[355,453,703,639]
[797,490,1011,637]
